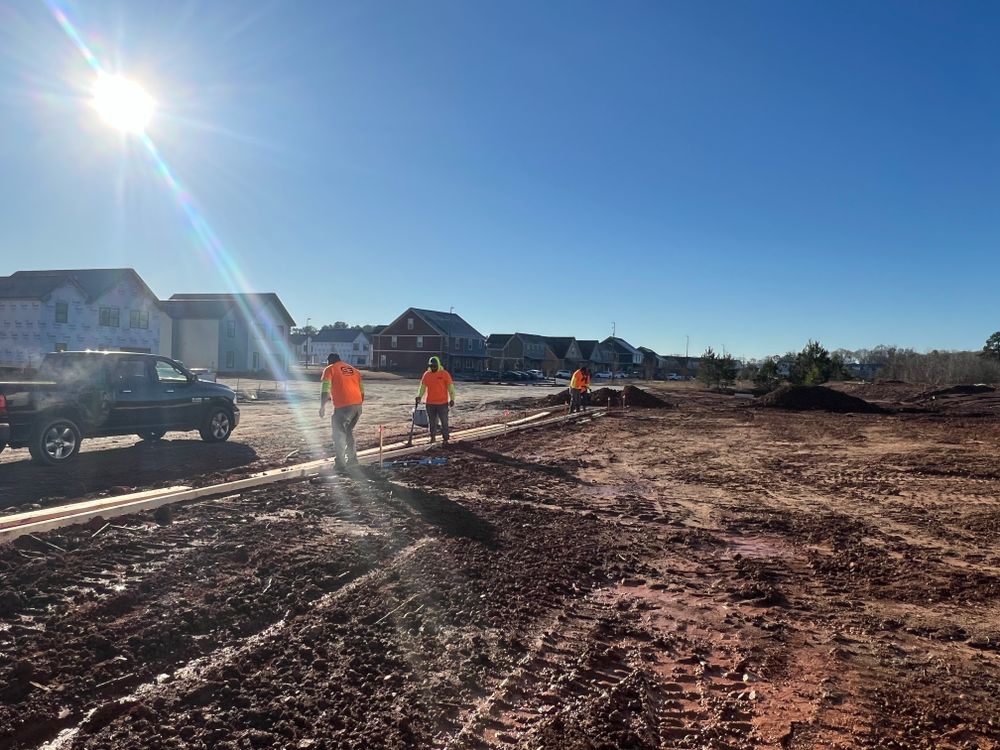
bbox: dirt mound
[534,386,669,409]
[757,385,884,414]
[920,384,995,399]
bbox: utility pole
[685,334,689,358]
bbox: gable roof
[603,336,642,357]
[543,337,578,358]
[313,328,368,344]
[486,333,514,349]
[0,268,157,303]
[576,339,602,359]
[167,292,295,325]
[406,308,484,339]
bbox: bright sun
[92,74,154,134]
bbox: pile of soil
[535,386,670,409]
[757,385,885,414]
[919,384,995,399]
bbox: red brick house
[373,308,487,375]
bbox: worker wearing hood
[415,356,456,444]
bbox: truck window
[154,359,188,383]
[112,358,150,386]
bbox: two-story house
[543,337,583,373]
[0,268,162,369]
[301,328,371,367]
[374,308,486,375]
[577,339,614,373]
[486,333,560,374]
[161,292,295,375]
[602,336,644,375]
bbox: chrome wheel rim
[44,424,77,460]
[210,412,230,439]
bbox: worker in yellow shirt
[415,356,456,444]
[319,353,365,470]
[569,366,591,413]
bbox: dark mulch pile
[756,385,885,414]
[918,385,995,399]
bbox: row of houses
[0,268,694,379]
[0,268,295,375]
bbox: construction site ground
[2,382,1000,749]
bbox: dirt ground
[0,377,566,514]
[2,383,1000,749]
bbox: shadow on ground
[0,440,259,513]
[362,472,498,548]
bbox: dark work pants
[331,404,362,466]
[426,403,450,441]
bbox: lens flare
[92,74,154,134]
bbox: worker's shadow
[362,473,498,549]
[449,443,582,484]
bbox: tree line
[291,322,379,336]
[698,332,1000,390]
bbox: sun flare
[91,74,154,134]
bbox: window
[226,351,235,368]
[467,338,474,350]
[252,352,260,370]
[391,335,398,348]
[55,303,68,324]
[154,359,188,383]
[99,307,120,327]
[407,317,414,330]
[416,336,424,349]
[129,310,149,329]
[54,342,67,352]
[455,337,463,351]
[353,342,359,351]
[226,320,236,338]
[380,354,387,367]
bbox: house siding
[0,277,160,368]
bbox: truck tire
[29,417,82,466]
[199,406,234,443]
[137,429,167,442]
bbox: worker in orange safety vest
[319,353,365,470]
[569,366,591,413]
[415,356,456,444]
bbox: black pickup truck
[0,351,240,466]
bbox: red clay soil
[2,390,1000,749]
[756,384,885,414]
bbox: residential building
[602,337,644,374]
[543,337,583,373]
[0,268,162,369]
[486,333,560,373]
[373,307,486,374]
[298,328,371,367]
[161,293,295,375]
[638,347,669,379]
[577,339,614,372]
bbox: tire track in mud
[37,539,434,750]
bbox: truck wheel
[199,406,233,443]
[137,429,167,442]
[29,417,82,466]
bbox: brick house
[373,308,486,375]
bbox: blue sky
[1,0,997,359]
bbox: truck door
[152,358,198,428]
[109,356,158,430]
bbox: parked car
[667,372,683,381]
[555,370,572,379]
[613,372,627,379]
[501,370,523,381]
[479,370,500,381]
[0,351,240,466]
[526,369,544,379]
[595,371,613,379]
